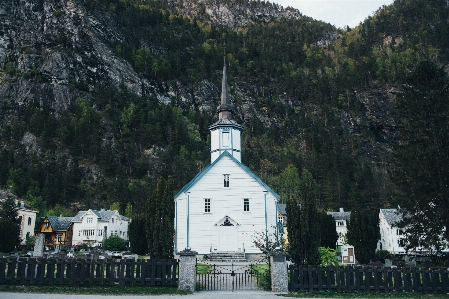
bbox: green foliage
[129,214,148,255]
[146,176,175,259]
[0,194,19,222]
[25,235,36,246]
[393,60,449,251]
[0,219,21,252]
[318,212,339,249]
[318,247,340,267]
[103,234,126,251]
[286,169,320,265]
[346,209,380,264]
[374,250,391,263]
[47,204,72,217]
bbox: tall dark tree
[393,61,449,252]
[146,176,175,259]
[346,209,380,264]
[129,214,148,255]
[286,169,320,264]
[319,212,339,249]
[0,191,21,251]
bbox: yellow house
[277,204,288,247]
[35,216,74,248]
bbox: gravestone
[33,233,44,257]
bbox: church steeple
[217,62,234,119]
[209,59,243,163]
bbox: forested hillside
[0,0,448,216]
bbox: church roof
[209,118,243,130]
[174,150,280,200]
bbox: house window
[86,217,93,224]
[205,199,211,213]
[337,221,344,226]
[112,218,114,223]
[278,214,283,224]
[57,234,62,243]
[244,198,249,211]
[224,174,230,187]
[28,217,32,225]
[45,222,49,230]
[397,229,403,235]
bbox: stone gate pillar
[33,233,44,257]
[270,250,288,293]
[178,249,197,292]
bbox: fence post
[270,250,288,293]
[178,249,197,292]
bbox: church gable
[174,151,279,200]
[214,215,240,226]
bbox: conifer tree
[319,212,338,249]
[0,191,21,251]
[146,176,175,259]
[286,169,320,265]
[129,214,148,255]
[346,209,380,264]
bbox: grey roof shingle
[72,209,130,222]
[0,189,38,212]
[381,208,402,227]
[36,216,73,231]
[327,210,351,221]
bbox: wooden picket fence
[289,265,449,293]
[0,257,178,287]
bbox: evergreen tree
[146,176,175,259]
[346,209,380,264]
[286,169,320,264]
[129,214,148,255]
[0,191,21,251]
[318,212,339,249]
[393,61,449,251]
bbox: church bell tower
[209,62,243,163]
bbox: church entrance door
[218,226,238,252]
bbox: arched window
[28,217,32,225]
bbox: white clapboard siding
[175,153,278,254]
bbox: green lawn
[281,291,449,298]
[0,285,191,295]
[196,263,210,274]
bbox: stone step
[208,251,247,262]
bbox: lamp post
[264,190,268,250]
[186,192,190,250]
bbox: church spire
[217,57,233,120]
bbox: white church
[174,64,280,254]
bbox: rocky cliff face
[161,0,303,28]
[0,0,172,113]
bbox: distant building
[35,215,74,248]
[327,208,351,247]
[377,208,406,254]
[71,209,130,248]
[0,189,38,245]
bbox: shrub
[103,235,126,251]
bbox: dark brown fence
[0,257,178,287]
[289,265,449,293]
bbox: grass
[196,263,210,274]
[251,263,269,273]
[280,291,449,298]
[0,284,191,295]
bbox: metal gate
[196,260,267,291]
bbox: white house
[327,208,351,247]
[174,64,280,255]
[377,208,406,254]
[0,189,38,245]
[71,209,130,247]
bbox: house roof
[174,150,280,200]
[327,210,351,221]
[381,208,402,227]
[277,203,287,225]
[36,215,73,231]
[72,209,130,222]
[0,189,38,212]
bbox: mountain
[0,0,448,215]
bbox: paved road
[0,291,286,299]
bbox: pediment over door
[214,215,240,226]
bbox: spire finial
[217,54,233,120]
